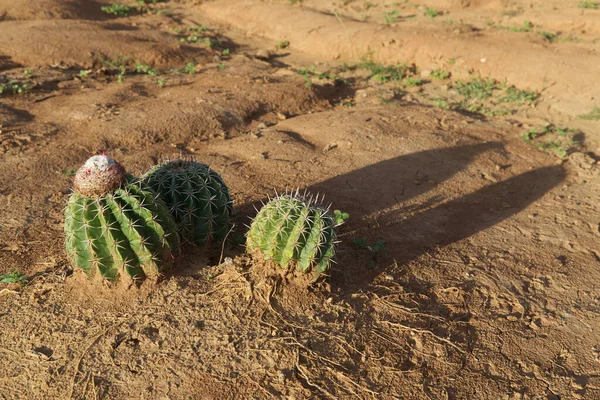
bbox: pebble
[255,49,271,60]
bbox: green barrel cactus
[64,154,179,281]
[246,193,348,279]
[142,160,233,245]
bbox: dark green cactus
[142,160,233,245]
[64,155,179,281]
[246,193,347,279]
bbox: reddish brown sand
[0,0,599,399]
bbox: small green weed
[578,1,600,9]
[0,271,27,285]
[403,76,424,86]
[0,81,26,95]
[134,63,157,75]
[296,66,345,87]
[539,31,558,42]
[276,40,290,49]
[334,210,350,225]
[431,68,450,80]
[498,85,538,105]
[578,107,600,120]
[425,8,438,19]
[357,60,415,83]
[520,125,579,158]
[216,63,226,70]
[23,69,33,78]
[384,10,401,24]
[455,76,496,100]
[183,62,196,75]
[433,98,450,109]
[156,78,165,87]
[101,4,132,16]
[353,238,386,269]
[222,48,230,56]
[79,70,90,78]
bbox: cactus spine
[246,193,342,278]
[64,155,179,281]
[142,160,233,245]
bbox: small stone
[257,122,268,130]
[384,274,394,281]
[276,112,287,120]
[255,49,271,60]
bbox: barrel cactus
[64,154,179,282]
[246,193,348,279]
[142,160,233,245]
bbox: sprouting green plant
[0,81,26,95]
[276,40,290,49]
[578,1,600,9]
[353,238,386,269]
[488,20,532,32]
[0,271,27,285]
[433,98,450,109]
[449,57,456,65]
[357,60,415,83]
[79,70,90,78]
[384,10,401,24]
[183,62,196,75]
[520,125,579,158]
[101,4,132,16]
[403,76,424,86]
[296,66,343,87]
[156,78,165,87]
[442,19,455,24]
[425,8,438,19]
[578,107,600,120]
[134,63,158,75]
[498,86,538,105]
[222,48,230,56]
[334,210,350,225]
[217,63,225,70]
[431,69,450,80]
[23,69,33,78]
[454,76,496,100]
[539,31,558,42]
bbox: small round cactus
[246,193,347,279]
[64,154,179,282]
[142,160,233,246]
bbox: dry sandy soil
[0,0,599,399]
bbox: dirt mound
[0,0,110,21]
[0,19,202,68]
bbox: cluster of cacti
[64,155,179,281]
[64,155,232,282]
[64,155,346,284]
[142,160,232,245]
[246,193,347,279]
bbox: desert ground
[0,0,599,399]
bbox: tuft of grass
[498,85,538,105]
[296,66,347,87]
[0,271,27,285]
[578,107,600,120]
[488,20,532,32]
[403,76,424,86]
[134,63,157,75]
[60,169,77,176]
[425,8,439,19]
[383,10,400,24]
[276,40,290,49]
[357,60,415,83]
[183,62,196,75]
[101,4,132,16]
[520,125,579,158]
[578,1,600,9]
[431,68,450,80]
[539,31,558,42]
[455,76,496,100]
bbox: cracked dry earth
[0,0,599,399]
